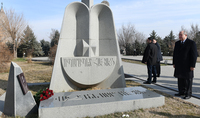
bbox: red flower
[43,96,47,100]
[36,88,54,102]
[40,94,43,98]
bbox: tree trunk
[13,40,17,58]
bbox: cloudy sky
[1,0,200,41]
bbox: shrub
[0,41,13,73]
[48,45,57,65]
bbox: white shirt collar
[182,38,187,43]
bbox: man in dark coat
[142,37,157,84]
[173,30,197,99]
[153,39,163,77]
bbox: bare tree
[134,32,146,43]
[189,24,199,40]
[0,8,26,58]
[117,23,146,49]
[117,23,136,50]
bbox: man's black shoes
[183,96,191,99]
[174,93,185,97]
[143,81,151,84]
[152,81,156,84]
[174,93,191,99]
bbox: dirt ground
[0,61,53,96]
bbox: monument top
[82,0,93,8]
[49,0,126,92]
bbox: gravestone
[49,0,126,92]
[3,62,37,117]
[39,87,165,118]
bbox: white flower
[122,114,129,117]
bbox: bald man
[173,30,197,99]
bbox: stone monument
[39,1,165,117]
[50,0,126,92]
[3,62,37,117]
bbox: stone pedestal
[3,62,37,117]
[39,87,165,118]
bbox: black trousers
[147,65,157,83]
[178,77,193,96]
[156,62,161,76]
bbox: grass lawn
[0,58,200,118]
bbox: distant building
[0,3,12,44]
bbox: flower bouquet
[34,88,54,106]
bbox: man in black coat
[153,39,163,77]
[142,37,157,84]
[173,30,197,99]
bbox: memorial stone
[39,87,165,118]
[50,0,126,92]
[3,62,37,117]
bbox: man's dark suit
[142,43,157,83]
[142,43,157,65]
[173,38,197,97]
[155,42,163,76]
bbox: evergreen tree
[158,36,167,56]
[49,29,60,64]
[193,31,200,56]
[18,25,44,57]
[134,40,141,55]
[50,29,60,47]
[163,31,176,56]
[40,39,50,56]
[149,30,158,39]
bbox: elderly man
[142,37,157,84]
[173,30,197,99]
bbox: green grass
[12,58,27,62]
[122,59,167,66]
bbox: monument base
[39,87,164,118]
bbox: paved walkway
[122,55,200,106]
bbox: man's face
[147,39,151,43]
[153,39,156,44]
[179,31,187,41]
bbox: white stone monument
[50,0,126,92]
[3,62,37,117]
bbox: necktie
[181,41,183,47]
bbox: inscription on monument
[17,73,29,95]
[61,56,117,85]
[63,57,116,67]
[54,89,147,102]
